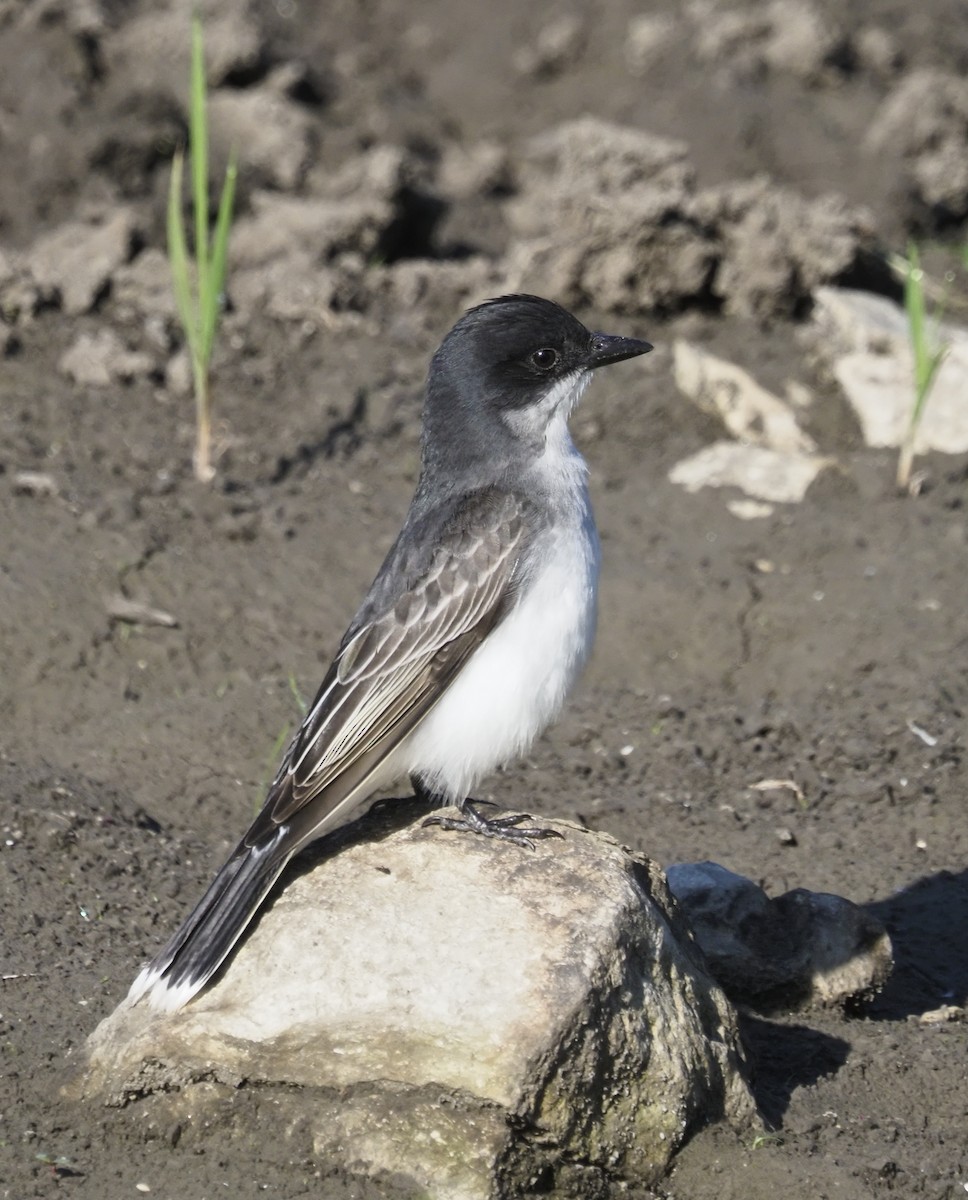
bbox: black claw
[422,800,563,849]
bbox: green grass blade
[190,14,210,323]
[905,243,933,423]
[201,151,237,362]
[898,242,950,490]
[906,243,949,416]
[905,245,924,393]
[167,149,198,355]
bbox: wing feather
[257,489,530,831]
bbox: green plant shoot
[168,15,237,483]
[896,243,948,493]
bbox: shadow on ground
[864,868,968,1019]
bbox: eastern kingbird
[129,294,651,1011]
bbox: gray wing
[245,487,531,846]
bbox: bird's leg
[412,774,563,850]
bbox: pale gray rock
[854,26,903,77]
[759,0,842,79]
[813,286,968,455]
[104,2,261,97]
[505,117,873,318]
[208,75,313,191]
[513,14,587,78]
[669,340,831,511]
[230,144,418,276]
[673,340,816,454]
[231,191,390,273]
[669,441,832,504]
[28,208,137,315]
[308,143,415,203]
[375,258,503,330]
[58,329,155,387]
[667,862,893,1010]
[625,14,678,75]
[76,811,757,1198]
[700,179,874,319]
[513,117,695,213]
[111,248,178,325]
[438,140,513,201]
[506,198,719,316]
[688,0,772,71]
[687,0,845,81]
[0,245,44,321]
[231,252,344,326]
[866,70,968,219]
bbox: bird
[128,294,652,1012]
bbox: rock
[74,810,757,1197]
[688,1,773,72]
[669,441,832,504]
[310,143,416,203]
[513,117,695,211]
[814,284,909,353]
[231,252,346,326]
[512,14,586,78]
[374,258,502,328]
[506,198,718,316]
[667,862,894,1010]
[28,208,137,315]
[625,14,678,75]
[813,286,968,454]
[105,3,262,97]
[726,498,776,520]
[505,117,873,318]
[231,191,391,271]
[687,0,845,82]
[164,346,192,397]
[438,140,513,201]
[0,245,45,321]
[208,74,313,190]
[866,70,968,221]
[760,0,843,80]
[230,145,422,281]
[701,179,875,319]
[854,26,903,78]
[58,329,156,387]
[673,340,816,454]
[111,248,178,324]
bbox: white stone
[76,812,756,1197]
[29,209,137,315]
[669,440,831,503]
[58,329,155,387]
[208,81,312,191]
[674,339,816,454]
[727,498,775,520]
[231,191,390,270]
[814,286,968,453]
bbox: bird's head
[420,294,652,488]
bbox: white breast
[404,409,600,801]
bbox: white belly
[404,489,600,800]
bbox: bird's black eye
[528,347,559,371]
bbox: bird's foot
[422,800,563,850]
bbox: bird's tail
[127,825,291,1013]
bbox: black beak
[587,331,653,369]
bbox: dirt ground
[1,0,967,1196]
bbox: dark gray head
[419,294,651,493]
